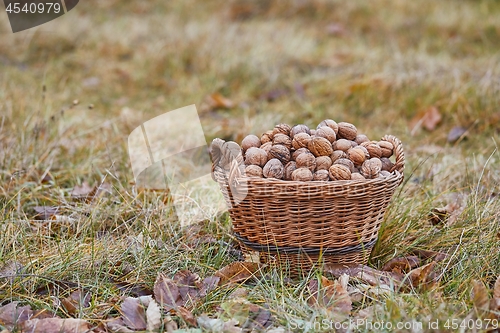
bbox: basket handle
[381,135,405,174]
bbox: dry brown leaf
[382,256,421,274]
[20,318,91,333]
[32,206,59,220]
[174,270,203,303]
[61,290,91,317]
[199,275,220,297]
[205,93,235,110]
[176,306,197,327]
[410,249,449,262]
[120,297,147,331]
[215,262,261,286]
[447,126,468,143]
[146,299,162,332]
[0,302,33,330]
[106,317,135,333]
[410,106,442,133]
[71,181,111,202]
[406,261,439,291]
[472,280,490,314]
[308,276,352,315]
[153,273,182,309]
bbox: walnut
[358,145,370,159]
[315,156,333,171]
[334,158,355,173]
[330,150,347,163]
[245,165,263,178]
[295,152,316,172]
[380,157,394,172]
[317,119,339,134]
[329,164,351,181]
[361,141,382,159]
[347,147,366,166]
[313,169,330,181]
[361,158,382,179]
[263,158,284,179]
[260,130,274,144]
[244,147,268,167]
[290,124,311,138]
[268,144,290,164]
[292,147,310,161]
[291,132,312,150]
[292,168,313,181]
[350,140,358,148]
[333,139,352,152]
[337,122,357,140]
[378,141,394,158]
[284,161,297,180]
[272,123,291,137]
[315,126,336,143]
[351,172,366,181]
[310,129,316,136]
[273,133,292,149]
[308,137,333,157]
[355,134,370,145]
[241,134,261,152]
[260,142,272,154]
[378,170,392,178]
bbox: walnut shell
[245,165,263,178]
[358,145,370,159]
[334,158,355,173]
[310,129,316,136]
[380,157,394,172]
[337,122,357,140]
[317,119,339,134]
[315,156,333,171]
[308,137,333,157]
[355,134,370,145]
[347,147,366,166]
[333,139,352,152]
[350,140,358,148]
[241,134,261,153]
[263,158,284,179]
[329,164,351,181]
[315,126,337,143]
[330,150,347,163]
[290,124,311,138]
[378,141,394,158]
[260,130,274,144]
[361,158,382,179]
[295,152,316,172]
[244,147,268,167]
[361,141,382,159]
[260,142,272,154]
[292,133,312,150]
[378,170,392,178]
[273,134,292,149]
[292,147,310,161]
[284,161,297,180]
[351,172,366,181]
[272,123,291,137]
[268,144,290,164]
[291,167,313,181]
[313,169,330,181]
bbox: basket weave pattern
[211,135,404,270]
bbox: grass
[1,0,500,332]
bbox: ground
[0,0,500,332]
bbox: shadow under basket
[211,135,405,275]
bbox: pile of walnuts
[241,120,396,181]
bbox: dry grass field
[1,0,500,332]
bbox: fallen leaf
[106,318,135,333]
[146,299,162,332]
[205,93,235,110]
[21,318,91,333]
[429,202,464,226]
[471,280,490,314]
[32,206,59,220]
[199,276,220,297]
[197,315,242,333]
[410,106,442,134]
[120,297,147,330]
[0,302,33,330]
[382,256,421,274]
[215,262,262,286]
[244,305,273,330]
[410,249,449,262]
[307,276,352,316]
[61,290,91,317]
[153,273,182,309]
[447,126,468,143]
[71,181,111,202]
[177,306,197,327]
[324,263,402,287]
[175,270,203,303]
[406,261,439,291]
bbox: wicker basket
[211,135,405,274]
